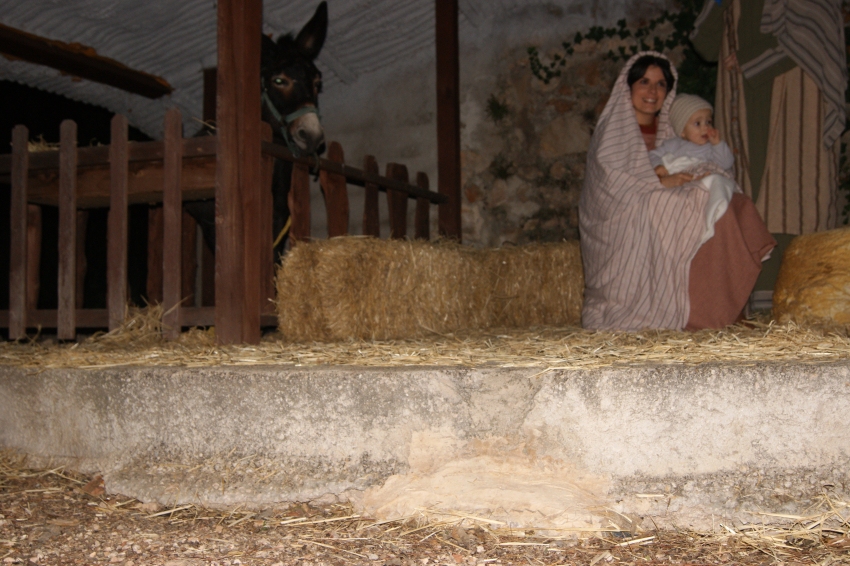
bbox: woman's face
[630,65,669,125]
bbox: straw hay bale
[275,237,584,341]
[483,242,583,327]
[773,228,850,327]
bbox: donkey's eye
[313,78,323,93]
[273,77,291,87]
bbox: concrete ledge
[1,362,847,530]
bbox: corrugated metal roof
[0,0,633,139]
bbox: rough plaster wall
[314,0,672,242]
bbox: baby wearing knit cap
[649,94,734,179]
[650,94,740,246]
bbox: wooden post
[146,206,164,304]
[107,114,129,331]
[362,155,380,237]
[414,172,430,240]
[26,205,41,311]
[75,211,88,309]
[386,163,409,239]
[181,211,198,305]
[435,0,462,240]
[9,125,28,339]
[215,0,262,344]
[288,163,311,242]
[320,141,349,237]
[260,122,276,314]
[162,108,183,339]
[57,119,78,340]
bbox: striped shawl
[579,52,710,330]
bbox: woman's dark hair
[626,55,675,93]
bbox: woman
[579,52,775,331]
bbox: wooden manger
[0,109,447,342]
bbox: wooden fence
[0,109,446,341]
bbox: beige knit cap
[668,94,713,136]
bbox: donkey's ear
[295,1,327,60]
[262,33,277,60]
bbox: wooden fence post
[26,205,41,311]
[289,163,311,242]
[260,123,275,314]
[321,141,349,238]
[107,114,129,331]
[9,125,29,339]
[415,172,430,240]
[386,163,409,239]
[57,119,78,340]
[162,108,183,339]
[215,0,262,344]
[362,155,380,237]
[146,207,164,304]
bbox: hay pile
[275,237,584,341]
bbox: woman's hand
[658,173,694,188]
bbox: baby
[649,93,734,179]
[650,94,739,246]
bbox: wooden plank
[386,163,409,240]
[0,309,108,328]
[0,22,173,99]
[362,155,380,237]
[107,115,129,331]
[0,136,217,174]
[26,205,41,310]
[260,122,276,314]
[262,142,445,203]
[178,307,276,328]
[215,0,262,344]
[162,108,183,339]
[320,141,349,238]
[435,0,462,240]
[9,125,28,339]
[146,206,164,304]
[201,238,215,306]
[289,162,311,242]
[415,172,430,240]
[26,156,217,208]
[57,119,78,339]
[181,211,198,306]
[75,211,88,308]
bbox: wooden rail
[1,111,445,341]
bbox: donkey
[186,2,327,259]
[262,1,327,257]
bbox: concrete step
[1,361,847,531]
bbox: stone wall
[460,28,684,247]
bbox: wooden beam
[435,0,462,241]
[9,126,29,339]
[162,108,184,339]
[215,0,263,344]
[57,120,78,340]
[107,115,129,331]
[0,22,173,99]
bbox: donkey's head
[261,1,327,156]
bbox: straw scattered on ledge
[1,306,849,370]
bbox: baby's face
[681,108,713,145]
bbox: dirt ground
[2,457,848,566]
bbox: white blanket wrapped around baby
[659,155,739,245]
